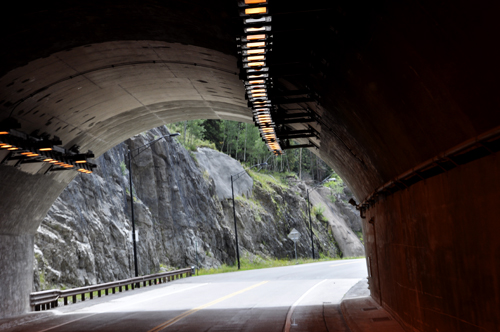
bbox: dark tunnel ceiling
[1,0,499,201]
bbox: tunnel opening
[31,120,365,294]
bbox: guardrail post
[82,293,85,301]
[64,297,68,305]
[90,291,93,300]
[73,295,77,304]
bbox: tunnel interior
[0,1,499,331]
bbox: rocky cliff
[33,126,364,291]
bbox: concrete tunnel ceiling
[0,40,253,156]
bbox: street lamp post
[231,162,267,270]
[305,175,335,259]
[127,132,180,277]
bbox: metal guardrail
[30,267,194,311]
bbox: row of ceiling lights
[237,0,282,155]
[0,127,96,174]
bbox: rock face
[33,126,364,291]
[309,188,365,257]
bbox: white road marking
[35,283,208,331]
[283,279,328,332]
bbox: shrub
[312,204,327,222]
[120,161,127,175]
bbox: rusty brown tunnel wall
[364,152,500,332]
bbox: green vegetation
[202,169,210,182]
[167,120,215,152]
[235,195,265,222]
[167,119,334,181]
[312,204,328,223]
[125,188,138,202]
[355,231,364,244]
[195,255,364,276]
[324,175,345,202]
[120,160,127,175]
[247,169,289,192]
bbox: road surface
[4,259,367,332]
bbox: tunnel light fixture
[250,92,267,97]
[1,145,12,148]
[244,26,271,33]
[244,34,267,41]
[246,79,266,85]
[248,73,268,79]
[0,131,8,135]
[245,55,265,62]
[244,16,272,25]
[247,86,267,91]
[236,3,282,155]
[244,0,267,4]
[249,88,266,93]
[39,148,52,151]
[245,61,266,68]
[247,66,269,71]
[245,41,266,48]
[243,48,266,55]
[245,7,267,15]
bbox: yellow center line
[147,281,269,332]
[330,262,359,267]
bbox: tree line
[167,119,333,182]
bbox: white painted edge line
[283,279,328,332]
[329,262,359,267]
[292,259,364,268]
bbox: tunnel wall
[0,234,34,317]
[364,152,500,331]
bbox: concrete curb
[340,296,405,332]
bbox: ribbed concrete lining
[0,41,250,157]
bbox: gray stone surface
[195,148,253,200]
[309,187,365,258]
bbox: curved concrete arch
[0,41,252,157]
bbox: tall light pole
[127,132,180,277]
[306,175,335,259]
[231,162,267,270]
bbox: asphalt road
[5,259,367,332]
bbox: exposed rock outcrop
[33,126,364,291]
